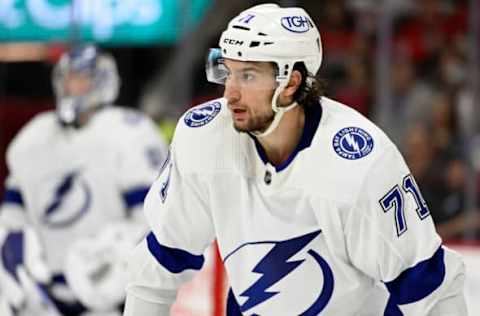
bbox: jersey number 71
[379,174,430,237]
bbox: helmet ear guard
[207,3,322,136]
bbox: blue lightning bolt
[239,230,322,312]
[45,171,77,216]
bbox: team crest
[332,127,374,160]
[42,171,91,227]
[184,101,221,128]
[225,230,334,314]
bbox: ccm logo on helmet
[281,16,314,33]
[223,38,244,46]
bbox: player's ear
[279,70,302,105]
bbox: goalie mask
[52,45,120,126]
[206,3,322,136]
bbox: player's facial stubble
[231,104,275,134]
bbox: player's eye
[240,72,255,82]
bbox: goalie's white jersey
[126,98,466,316]
[2,107,168,273]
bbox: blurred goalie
[0,44,168,315]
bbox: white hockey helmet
[52,44,120,126]
[206,3,322,136]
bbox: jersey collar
[250,100,323,172]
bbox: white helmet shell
[219,3,322,86]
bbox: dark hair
[292,62,327,108]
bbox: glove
[65,221,146,312]
[0,226,57,316]
[0,229,25,309]
[0,288,15,316]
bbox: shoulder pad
[7,111,58,166]
[91,107,163,144]
[172,98,243,174]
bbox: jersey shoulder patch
[319,97,394,162]
[332,126,374,160]
[183,100,222,128]
[173,98,242,174]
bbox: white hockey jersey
[1,107,168,273]
[126,98,466,316]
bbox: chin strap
[252,84,298,138]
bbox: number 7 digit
[380,185,406,237]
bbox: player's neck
[256,105,305,167]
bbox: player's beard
[232,109,275,134]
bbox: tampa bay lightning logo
[225,230,334,314]
[333,127,374,160]
[184,101,221,128]
[43,171,91,228]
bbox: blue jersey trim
[51,274,67,284]
[2,188,24,206]
[38,274,88,315]
[226,288,243,316]
[122,186,150,210]
[250,101,322,172]
[384,246,445,315]
[384,299,403,316]
[146,232,205,273]
[1,231,24,281]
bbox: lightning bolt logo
[239,230,322,312]
[193,107,214,118]
[184,101,221,127]
[333,127,374,160]
[344,133,361,153]
[43,171,91,228]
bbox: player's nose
[223,81,240,105]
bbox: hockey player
[124,4,466,316]
[0,45,168,315]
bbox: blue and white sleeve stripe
[146,232,205,273]
[384,246,445,316]
[122,186,151,212]
[2,187,24,207]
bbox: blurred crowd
[297,0,479,240]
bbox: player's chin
[232,122,251,133]
[232,121,269,135]
[232,119,260,133]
